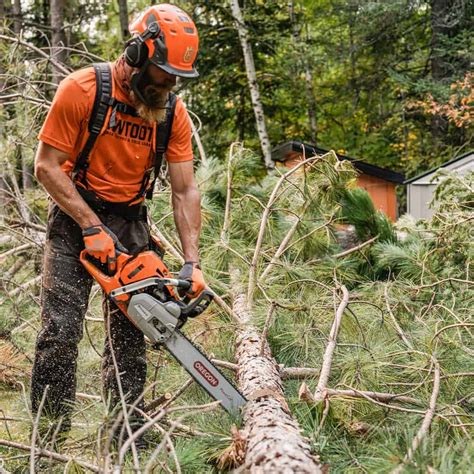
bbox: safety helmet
[125,4,199,78]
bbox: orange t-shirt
[38,64,193,203]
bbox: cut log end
[217,424,247,471]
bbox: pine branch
[247,153,325,306]
[384,284,413,348]
[392,358,441,473]
[313,285,350,402]
[0,439,100,472]
[0,34,71,76]
[220,142,240,243]
[309,235,378,264]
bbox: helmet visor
[151,60,199,79]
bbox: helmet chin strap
[130,63,150,106]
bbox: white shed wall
[408,184,437,219]
[407,153,473,220]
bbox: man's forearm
[36,165,100,229]
[172,186,201,262]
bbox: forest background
[0,0,473,186]
[0,1,473,473]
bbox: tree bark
[230,0,274,170]
[0,171,8,221]
[430,0,450,146]
[118,0,129,41]
[8,0,33,190]
[231,271,321,473]
[0,8,9,217]
[51,0,67,85]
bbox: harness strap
[146,93,177,199]
[72,63,113,182]
[109,99,139,128]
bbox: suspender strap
[146,93,177,199]
[109,100,139,128]
[72,63,113,181]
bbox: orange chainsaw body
[80,249,177,314]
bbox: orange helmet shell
[129,4,199,78]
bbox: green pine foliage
[1,142,473,472]
[340,188,396,243]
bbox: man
[31,4,205,443]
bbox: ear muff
[124,22,161,68]
[125,38,149,68]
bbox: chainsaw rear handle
[80,244,130,276]
[115,241,129,255]
[80,248,130,284]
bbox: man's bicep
[35,141,71,171]
[168,160,196,193]
[38,77,90,155]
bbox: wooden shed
[271,142,405,222]
[405,151,474,219]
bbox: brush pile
[0,145,472,472]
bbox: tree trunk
[238,87,246,142]
[230,0,274,170]
[304,65,317,144]
[11,0,33,190]
[430,0,450,146]
[17,141,33,190]
[118,0,129,41]
[289,1,318,144]
[429,0,468,148]
[0,6,8,217]
[348,8,359,111]
[231,272,321,473]
[51,0,67,85]
[12,0,21,34]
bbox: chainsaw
[79,237,246,414]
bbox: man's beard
[130,68,175,123]
[130,84,170,124]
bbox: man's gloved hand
[82,224,122,273]
[178,261,206,297]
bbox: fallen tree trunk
[229,271,321,473]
